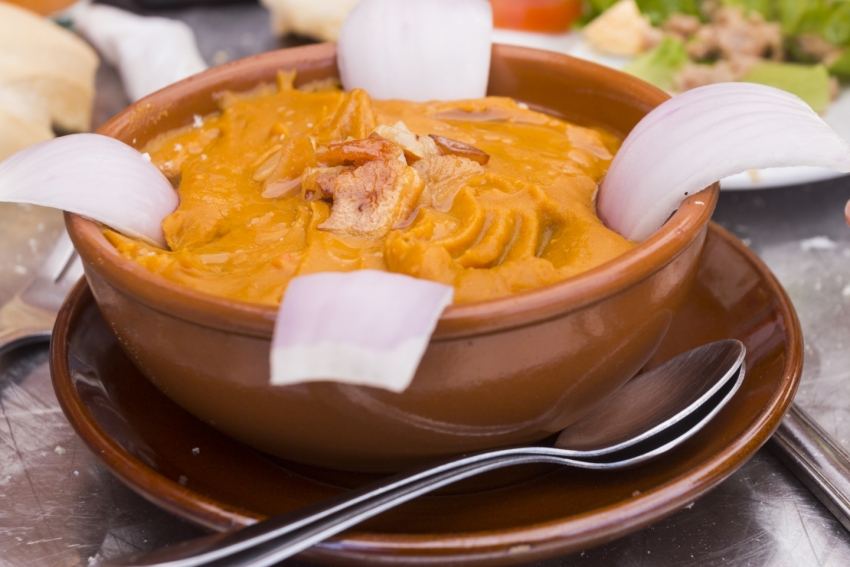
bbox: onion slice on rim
[598,83,850,242]
[270,270,454,393]
[337,0,492,101]
[0,133,178,248]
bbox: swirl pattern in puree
[105,72,634,304]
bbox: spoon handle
[108,450,570,567]
[212,453,569,567]
[770,402,850,531]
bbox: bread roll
[0,1,97,160]
[261,0,360,42]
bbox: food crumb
[141,152,151,162]
[694,201,705,206]
[73,470,79,477]
[507,544,532,554]
[800,236,837,251]
[54,446,66,455]
[192,447,200,455]
[212,50,229,65]
[193,114,203,128]
[178,475,188,486]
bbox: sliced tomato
[489,0,583,33]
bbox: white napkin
[75,5,207,101]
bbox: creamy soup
[105,71,633,304]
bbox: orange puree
[104,72,634,304]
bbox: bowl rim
[66,42,719,340]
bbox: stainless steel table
[2,4,850,565]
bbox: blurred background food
[3,0,850,165]
[221,0,850,114]
[489,0,583,33]
[261,0,359,41]
[0,1,97,161]
[4,0,77,15]
[584,0,850,113]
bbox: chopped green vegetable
[824,3,850,45]
[828,48,850,77]
[720,0,775,19]
[623,37,689,90]
[636,0,702,25]
[742,61,832,111]
[777,0,813,35]
[580,0,621,23]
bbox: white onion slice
[270,270,454,393]
[598,83,850,242]
[0,133,178,247]
[337,0,492,101]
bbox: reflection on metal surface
[772,404,850,534]
[2,3,850,565]
[0,351,206,567]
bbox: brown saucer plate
[50,223,801,567]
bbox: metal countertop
[2,4,850,566]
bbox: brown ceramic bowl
[65,43,719,472]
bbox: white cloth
[75,5,207,101]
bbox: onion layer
[337,0,492,101]
[0,133,178,247]
[598,83,850,242]
[270,270,454,393]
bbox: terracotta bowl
[65,43,719,472]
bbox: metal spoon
[106,339,746,567]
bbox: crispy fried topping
[321,136,405,166]
[373,122,442,163]
[429,134,490,165]
[318,159,424,238]
[314,88,377,144]
[301,166,352,200]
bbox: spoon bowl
[106,339,746,567]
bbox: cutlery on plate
[0,230,82,358]
[105,339,747,567]
[771,405,850,533]
[6,235,850,563]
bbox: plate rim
[50,221,802,566]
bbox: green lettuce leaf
[742,61,832,111]
[828,48,850,77]
[636,0,702,25]
[623,37,689,90]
